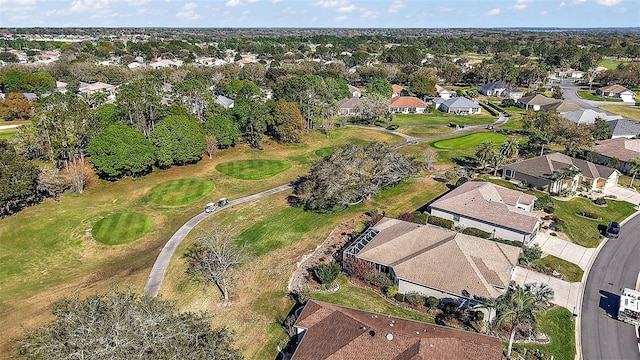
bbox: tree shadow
[599,290,620,319]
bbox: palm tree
[494,284,549,359]
[475,142,496,170]
[524,283,555,306]
[492,152,508,176]
[627,159,640,188]
[500,137,520,159]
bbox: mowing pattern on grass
[431,132,507,150]
[92,212,154,245]
[148,179,214,206]
[314,147,336,157]
[216,159,291,180]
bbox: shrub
[534,193,554,211]
[363,272,393,289]
[455,176,469,187]
[427,215,454,229]
[593,197,607,205]
[343,257,374,280]
[314,261,341,285]
[395,293,405,302]
[405,292,426,307]
[554,219,566,232]
[386,285,398,298]
[577,211,599,219]
[386,124,399,130]
[461,227,492,239]
[412,212,429,225]
[425,296,439,309]
[519,244,542,265]
[501,98,516,107]
[397,212,415,222]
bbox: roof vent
[389,322,394,327]
[386,333,394,341]
[369,330,376,337]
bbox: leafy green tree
[0,140,41,217]
[18,288,242,360]
[365,77,393,98]
[231,97,268,148]
[172,77,215,122]
[26,71,56,95]
[296,142,417,211]
[116,77,165,138]
[204,106,241,149]
[591,117,612,141]
[410,73,436,98]
[94,103,119,125]
[267,100,305,143]
[219,78,262,98]
[150,115,206,168]
[0,51,18,63]
[314,261,341,286]
[0,70,29,92]
[88,124,155,180]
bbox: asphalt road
[581,213,640,360]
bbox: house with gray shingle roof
[435,97,481,115]
[478,81,523,100]
[429,181,540,243]
[561,109,622,125]
[597,84,636,102]
[215,95,235,109]
[292,300,504,360]
[503,152,619,194]
[343,217,521,301]
[607,118,640,139]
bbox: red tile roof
[292,300,503,360]
[389,96,427,108]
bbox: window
[453,213,460,221]
[505,169,515,178]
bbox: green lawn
[511,307,575,360]
[392,113,496,127]
[314,146,336,157]
[91,212,154,245]
[553,197,636,247]
[312,275,435,323]
[395,126,453,138]
[599,59,621,70]
[497,114,524,131]
[533,255,584,282]
[577,90,623,102]
[600,105,640,121]
[431,132,508,150]
[216,159,292,180]
[147,179,214,206]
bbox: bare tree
[422,148,438,171]
[184,222,246,301]
[64,155,90,194]
[205,135,217,159]
[37,166,69,201]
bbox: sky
[0,0,638,28]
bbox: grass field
[553,197,636,247]
[599,59,622,70]
[431,132,508,150]
[533,255,584,282]
[0,127,405,358]
[511,307,575,360]
[577,90,623,102]
[600,105,640,121]
[91,212,154,245]
[392,113,496,127]
[216,159,292,180]
[395,126,453,138]
[147,178,214,206]
[314,146,336,157]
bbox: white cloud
[225,0,241,6]
[242,9,250,14]
[338,4,356,12]
[335,15,347,20]
[388,0,404,13]
[540,10,548,15]
[486,8,500,15]
[282,7,295,14]
[361,9,378,18]
[560,1,566,6]
[573,0,586,4]
[176,1,201,19]
[314,0,348,8]
[439,7,453,12]
[247,0,259,3]
[514,0,533,10]
[596,0,622,5]
[0,0,38,4]
[272,0,282,2]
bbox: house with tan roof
[503,152,619,194]
[291,300,503,360]
[343,217,521,300]
[391,84,409,98]
[516,94,561,111]
[429,181,540,243]
[594,138,640,165]
[596,85,636,102]
[347,84,362,98]
[339,98,363,116]
[389,96,427,113]
[541,100,581,113]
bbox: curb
[574,209,640,360]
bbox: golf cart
[204,202,217,213]
[218,197,229,207]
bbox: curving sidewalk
[143,184,292,297]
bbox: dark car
[606,221,620,239]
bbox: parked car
[606,221,620,238]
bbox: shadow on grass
[598,290,620,319]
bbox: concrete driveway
[532,232,595,270]
[512,266,582,312]
[603,185,640,206]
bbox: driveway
[603,185,640,206]
[512,266,582,312]
[531,232,595,271]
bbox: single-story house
[343,217,520,300]
[516,94,561,111]
[347,84,361,98]
[593,138,640,165]
[388,96,427,113]
[503,152,620,193]
[292,300,503,360]
[541,100,581,113]
[215,95,235,109]
[478,81,523,100]
[78,81,117,97]
[435,97,481,115]
[607,118,640,139]
[436,84,455,100]
[339,97,363,116]
[149,59,183,69]
[391,84,409,98]
[561,109,622,125]
[429,181,540,243]
[55,81,67,94]
[597,85,636,103]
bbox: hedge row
[427,215,454,229]
[461,227,492,239]
[479,102,498,116]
